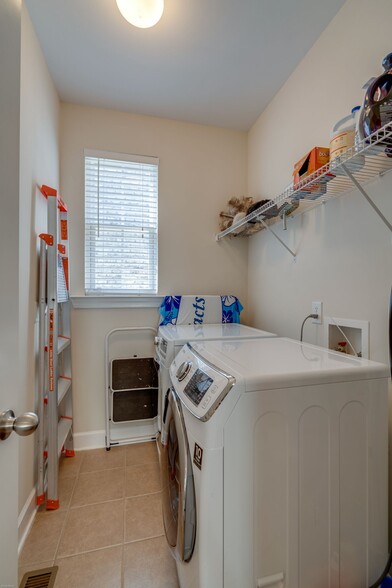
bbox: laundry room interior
[1,0,392,586]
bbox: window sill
[70,295,163,309]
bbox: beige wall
[60,104,248,435]
[19,2,60,513]
[247,0,392,365]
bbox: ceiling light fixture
[116,0,164,29]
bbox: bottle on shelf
[358,52,392,157]
[330,106,364,173]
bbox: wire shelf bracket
[259,219,296,259]
[340,163,392,232]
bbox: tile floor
[19,442,179,588]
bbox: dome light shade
[116,0,164,29]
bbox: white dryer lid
[158,323,276,344]
[190,337,389,391]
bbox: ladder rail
[36,238,47,505]
[46,193,60,509]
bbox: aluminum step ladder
[36,185,74,510]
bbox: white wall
[60,104,248,435]
[247,0,392,365]
[19,1,60,515]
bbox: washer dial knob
[176,360,192,381]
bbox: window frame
[84,148,159,296]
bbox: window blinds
[85,150,158,294]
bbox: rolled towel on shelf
[231,211,247,235]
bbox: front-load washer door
[161,387,196,562]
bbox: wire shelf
[215,121,392,241]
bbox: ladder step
[58,377,71,405]
[58,417,72,458]
[57,336,70,354]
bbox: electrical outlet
[312,301,323,324]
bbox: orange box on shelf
[293,146,330,186]
[292,146,332,200]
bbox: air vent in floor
[19,566,58,588]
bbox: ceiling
[25,0,346,131]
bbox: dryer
[160,337,389,588]
[154,323,276,431]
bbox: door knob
[0,409,39,441]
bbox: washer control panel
[170,343,235,421]
[184,368,213,406]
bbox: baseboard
[73,426,159,451]
[18,487,38,556]
[73,430,106,450]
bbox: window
[84,149,158,295]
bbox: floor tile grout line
[52,454,82,563]
[121,541,125,588]
[123,532,165,546]
[77,461,159,474]
[125,454,159,465]
[124,490,162,504]
[123,465,126,544]
[79,463,127,475]
[55,542,125,561]
[127,457,160,464]
[66,484,162,514]
[69,496,125,510]
[122,464,126,588]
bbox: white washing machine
[160,337,389,588]
[154,323,276,431]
